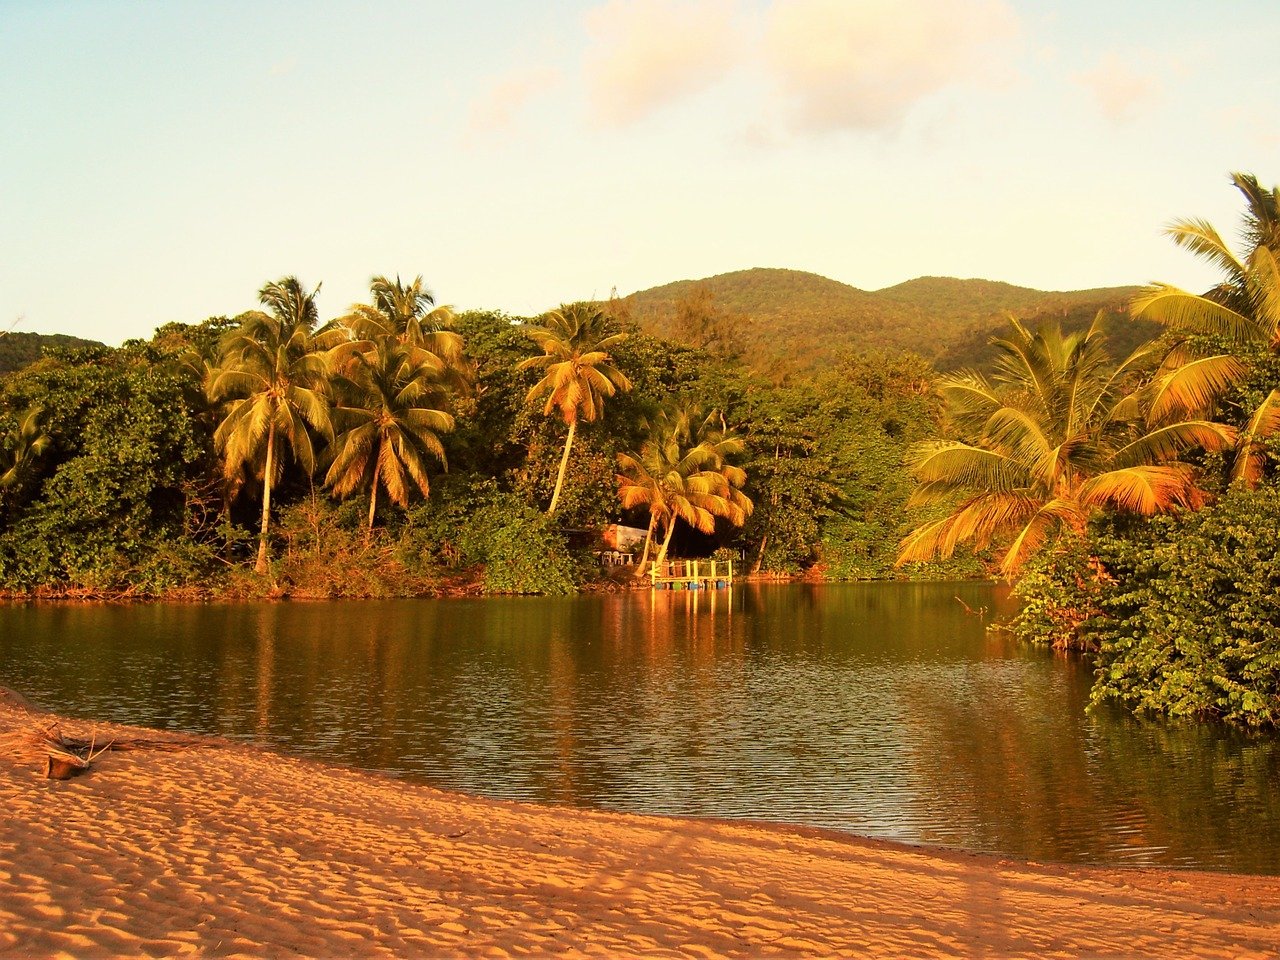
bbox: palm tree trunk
[633,512,659,579]
[366,460,382,540]
[654,517,677,569]
[752,532,768,574]
[547,418,577,515]
[255,421,276,576]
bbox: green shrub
[268,497,440,599]
[406,475,577,595]
[1088,486,1280,726]
[1006,535,1106,651]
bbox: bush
[0,355,208,593]
[406,475,577,595]
[1087,486,1280,726]
[1006,535,1107,651]
[269,497,440,599]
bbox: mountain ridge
[0,332,106,374]
[620,267,1152,373]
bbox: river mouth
[2,581,1277,873]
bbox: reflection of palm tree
[898,317,1233,575]
[1131,172,1280,484]
[253,605,277,737]
[518,303,632,515]
[897,663,1103,861]
[212,278,334,574]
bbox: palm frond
[1106,421,1235,468]
[907,441,1030,493]
[1231,388,1280,486]
[1078,465,1195,515]
[1131,284,1266,344]
[1165,217,1247,280]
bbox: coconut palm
[1131,172,1280,485]
[519,303,632,515]
[896,316,1235,576]
[324,338,455,533]
[335,275,464,379]
[211,277,333,575]
[0,406,50,492]
[617,404,753,573]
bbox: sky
[2,0,1278,345]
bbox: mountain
[0,332,105,374]
[620,268,1154,373]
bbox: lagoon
[1,582,1277,873]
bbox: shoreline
[0,572,988,607]
[3,689,1280,957]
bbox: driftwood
[0,721,112,779]
[0,716,206,780]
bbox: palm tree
[335,275,464,379]
[211,277,333,574]
[518,303,632,515]
[0,406,50,492]
[324,338,455,533]
[617,404,753,573]
[896,316,1234,576]
[1131,172,1280,485]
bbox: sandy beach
[2,690,1278,959]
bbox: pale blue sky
[2,0,1277,344]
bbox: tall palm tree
[0,406,50,492]
[1131,172,1280,485]
[617,404,753,572]
[211,277,333,574]
[897,316,1234,576]
[324,338,455,533]
[518,303,632,515]
[335,275,464,379]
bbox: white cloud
[583,0,742,126]
[761,0,1020,134]
[467,64,564,136]
[1074,52,1161,124]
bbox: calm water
[2,582,1278,873]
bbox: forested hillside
[622,268,1154,374]
[0,332,105,373]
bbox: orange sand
[2,691,1278,959]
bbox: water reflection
[1,583,1277,873]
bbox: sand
[2,691,1278,959]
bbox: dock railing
[648,558,734,590]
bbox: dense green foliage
[1008,489,1280,725]
[7,172,1280,730]
[405,477,578,596]
[0,344,212,593]
[1089,487,1280,725]
[623,268,1146,375]
[0,293,952,598]
[999,173,1280,726]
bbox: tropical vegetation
[212,278,335,574]
[2,171,1279,726]
[617,403,752,573]
[518,303,632,515]
[896,315,1234,574]
[990,172,1280,726]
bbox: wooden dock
[649,559,734,590]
